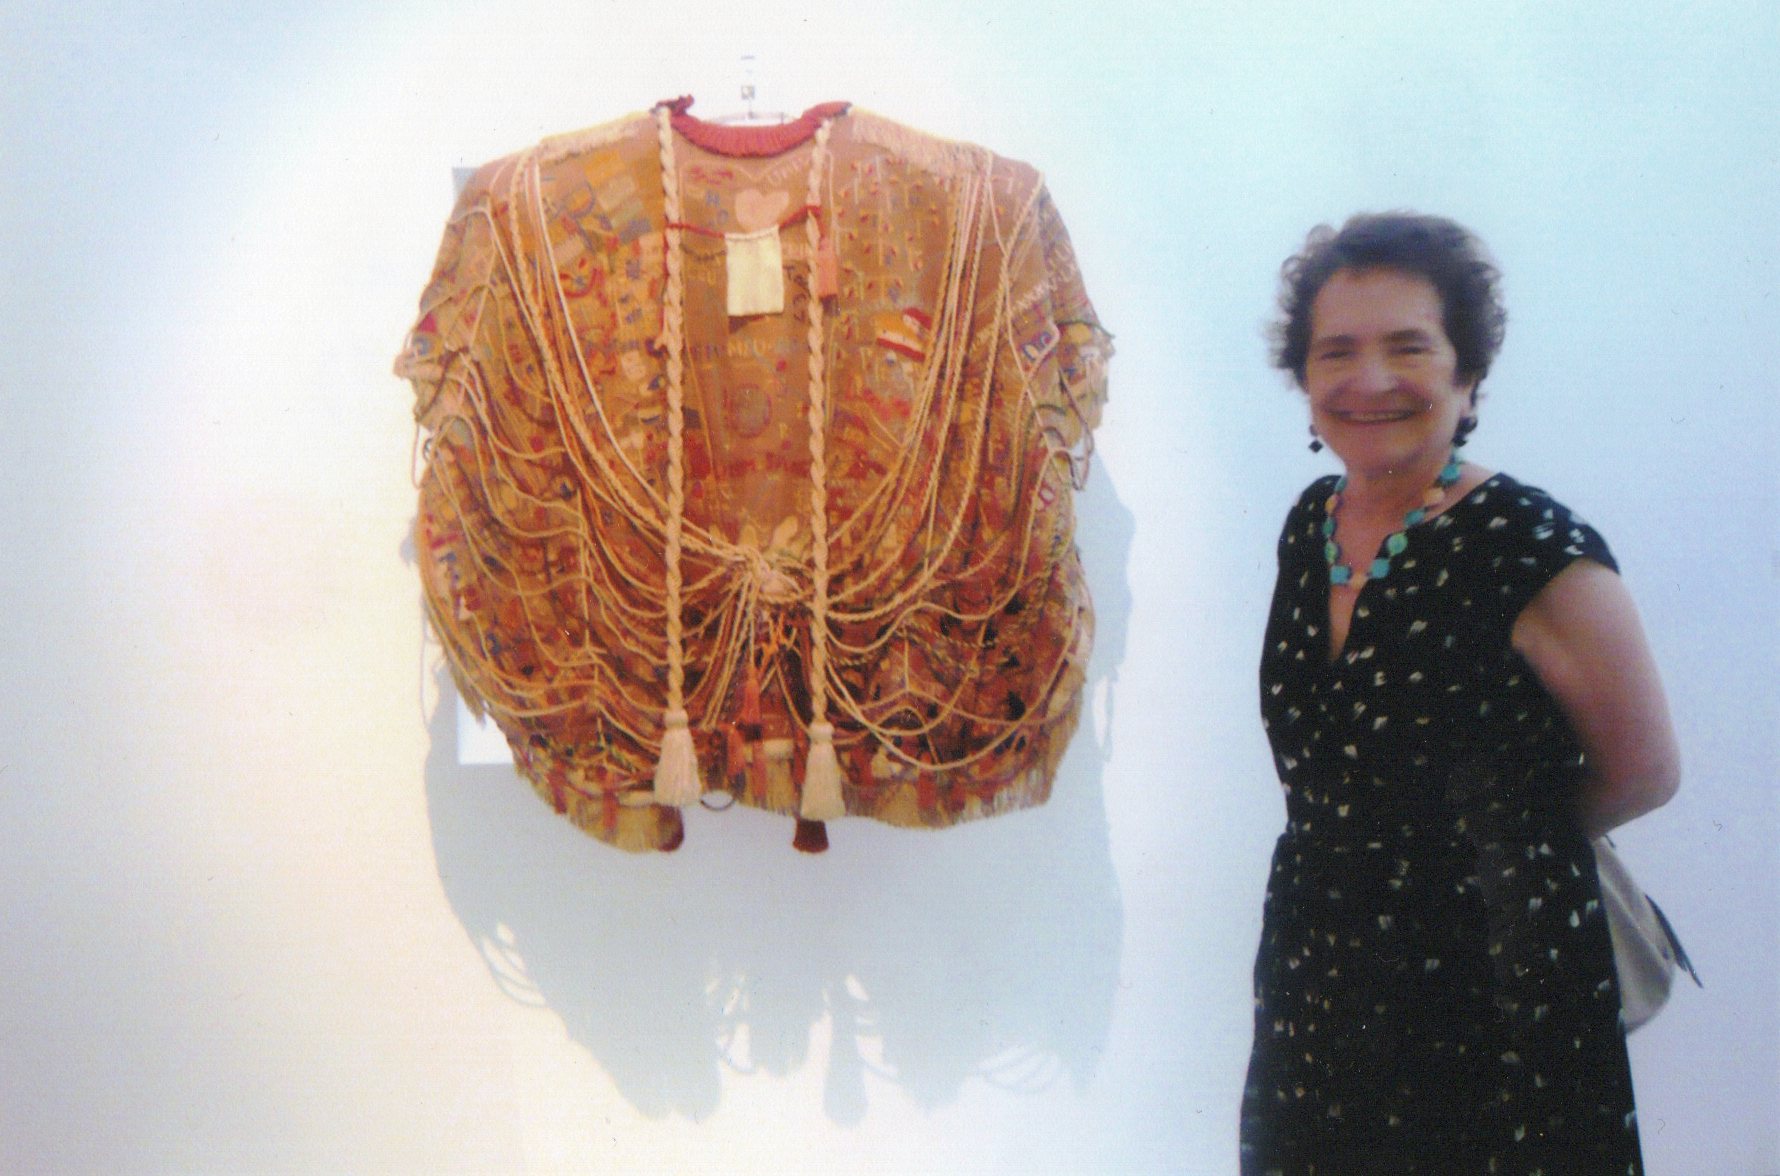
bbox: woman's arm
[1512,558,1680,838]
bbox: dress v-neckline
[1324,580,1367,665]
[1319,473,1502,664]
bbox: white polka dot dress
[1241,474,1644,1175]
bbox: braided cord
[803,117,836,728]
[655,105,691,718]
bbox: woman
[1241,214,1679,1175]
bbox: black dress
[1241,474,1644,1176]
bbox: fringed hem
[520,773,685,853]
[503,688,1076,848]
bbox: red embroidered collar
[657,95,851,157]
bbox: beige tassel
[652,708,702,806]
[650,109,700,813]
[795,120,847,828]
[799,721,846,820]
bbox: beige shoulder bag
[1594,836,1701,1031]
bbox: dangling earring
[1308,426,1324,454]
[1453,384,1481,448]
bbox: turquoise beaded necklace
[1323,454,1462,586]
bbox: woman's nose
[1350,350,1395,393]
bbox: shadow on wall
[422,463,1134,1125]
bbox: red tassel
[740,660,767,799]
[725,723,747,788]
[740,660,763,728]
[750,743,770,800]
[792,818,829,854]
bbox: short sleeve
[1475,479,1618,622]
[393,159,507,426]
[1017,184,1112,487]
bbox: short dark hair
[1271,213,1506,390]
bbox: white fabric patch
[725,227,784,316]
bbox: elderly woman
[1240,214,1679,1174]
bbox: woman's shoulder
[1447,471,1619,575]
[1457,471,1594,530]
[1278,474,1340,532]
[1464,470,1554,512]
[1288,474,1342,515]
[1273,475,1340,557]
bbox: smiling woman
[1240,214,1680,1174]
[1304,270,1473,483]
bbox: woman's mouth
[1333,409,1418,425]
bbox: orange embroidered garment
[397,100,1111,851]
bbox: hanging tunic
[1242,474,1643,1175]
[395,101,1111,851]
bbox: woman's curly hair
[1271,213,1507,394]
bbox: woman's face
[1303,266,1476,481]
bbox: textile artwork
[1242,475,1643,1174]
[396,99,1111,852]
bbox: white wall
[2,1,1774,1172]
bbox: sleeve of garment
[1477,479,1619,626]
[393,160,506,428]
[1017,184,1113,486]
